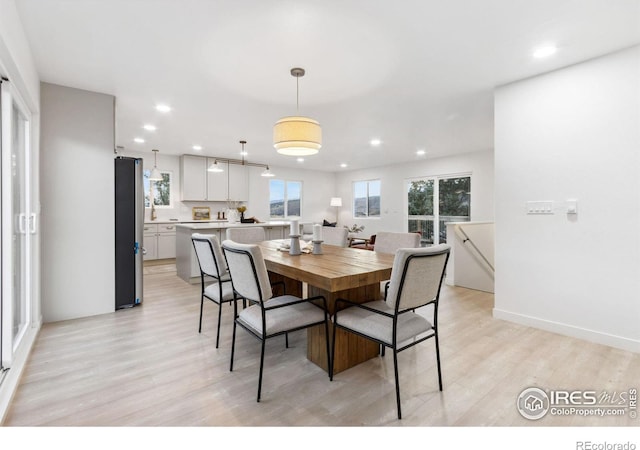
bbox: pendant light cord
[296,76,299,113]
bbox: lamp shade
[207,160,224,173]
[330,197,342,207]
[149,167,162,181]
[274,116,322,156]
[261,167,275,177]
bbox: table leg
[307,283,380,374]
[267,272,302,297]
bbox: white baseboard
[493,308,640,353]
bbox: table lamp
[330,197,342,223]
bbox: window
[407,175,470,245]
[353,179,381,217]
[144,170,172,208]
[269,179,302,218]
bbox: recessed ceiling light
[533,44,557,59]
[297,158,304,163]
[340,163,348,168]
[134,137,145,143]
[416,149,426,156]
[192,145,202,151]
[156,104,172,113]
[370,138,382,146]
[143,124,157,131]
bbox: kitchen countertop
[176,221,291,230]
[144,219,229,224]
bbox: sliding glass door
[1,79,33,371]
[407,175,471,245]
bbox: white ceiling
[15,0,640,171]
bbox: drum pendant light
[273,68,322,156]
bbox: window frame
[144,169,173,209]
[269,179,303,219]
[405,173,471,245]
[352,179,381,218]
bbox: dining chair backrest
[192,233,228,278]
[374,231,421,254]
[222,240,273,302]
[226,227,266,244]
[321,226,348,247]
[385,244,450,312]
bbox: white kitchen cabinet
[181,155,249,202]
[264,225,284,240]
[180,155,207,201]
[144,223,177,260]
[143,224,158,260]
[228,163,249,201]
[207,158,228,201]
[157,223,177,259]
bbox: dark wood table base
[307,283,381,374]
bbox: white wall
[494,46,640,352]
[334,150,494,236]
[40,83,115,322]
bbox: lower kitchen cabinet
[144,223,177,260]
[264,225,284,240]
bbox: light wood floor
[3,262,639,426]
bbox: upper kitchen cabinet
[180,155,207,201]
[228,163,249,201]
[181,155,249,202]
[206,158,228,201]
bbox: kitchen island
[175,221,291,283]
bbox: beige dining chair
[374,231,422,299]
[330,244,451,419]
[221,240,331,402]
[374,231,421,254]
[226,226,266,244]
[320,226,348,247]
[191,233,237,348]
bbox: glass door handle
[29,213,37,234]
[17,213,26,234]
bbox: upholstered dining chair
[330,244,451,419]
[191,233,237,348]
[374,231,421,254]
[320,226,348,247]
[374,231,421,299]
[221,239,331,402]
[226,226,266,244]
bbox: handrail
[454,224,494,273]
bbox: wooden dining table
[257,240,395,374]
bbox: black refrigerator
[115,156,144,309]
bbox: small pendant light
[149,149,162,180]
[207,159,224,173]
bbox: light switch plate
[526,201,554,215]
[566,199,578,214]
